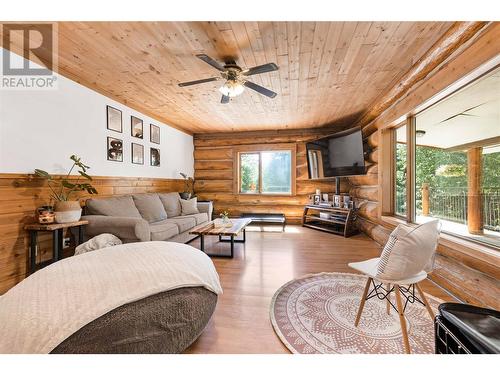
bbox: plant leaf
[79,171,92,180]
[62,180,75,189]
[34,169,52,179]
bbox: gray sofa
[82,193,213,244]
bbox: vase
[54,201,82,223]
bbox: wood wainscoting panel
[0,174,184,294]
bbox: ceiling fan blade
[196,54,225,71]
[242,63,279,76]
[243,80,277,98]
[221,95,230,104]
[178,77,220,87]
[439,102,486,123]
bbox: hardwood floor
[185,225,455,353]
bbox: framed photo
[132,143,144,165]
[131,116,143,139]
[313,194,321,205]
[106,105,122,133]
[150,124,160,144]
[150,147,160,167]
[107,137,123,162]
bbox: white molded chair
[348,220,441,354]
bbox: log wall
[193,130,350,223]
[348,23,500,309]
[0,174,184,294]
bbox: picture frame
[150,124,160,144]
[150,147,160,167]
[313,194,321,205]
[132,143,144,165]
[131,116,143,139]
[106,105,122,133]
[107,136,123,162]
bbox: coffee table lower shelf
[189,218,252,258]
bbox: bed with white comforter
[0,241,222,354]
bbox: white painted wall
[0,48,194,178]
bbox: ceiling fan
[178,54,279,104]
[438,103,485,124]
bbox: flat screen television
[306,127,366,178]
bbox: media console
[301,205,358,237]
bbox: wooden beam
[422,183,430,216]
[467,147,483,234]
[356,22,489,130]
[406,117,416,223]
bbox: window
[238,149,293,195]
[395,125,407,217]
[393,66,500,248]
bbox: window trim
[234,143,296,196]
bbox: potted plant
[179,172,195,200]
[34,155,98,223]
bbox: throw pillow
[74,234,122,256]
[376,220,439,280]
[132,193,168,223]
[180,197,200,215]
[158,192,182,217]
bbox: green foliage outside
[262,151,291,193]
[240,151,292,194]
[395,144,500,229]
[240,154,259,193]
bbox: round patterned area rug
[270,272,440,354]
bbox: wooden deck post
[422,183,430,216]
[467,147,483,234]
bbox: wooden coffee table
[190,218,252,258]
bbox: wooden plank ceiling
[5,22,454,133]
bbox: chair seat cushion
[348,257,427,284]
[182,213,209,225]
[149,221,179,241]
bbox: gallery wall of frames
[0,48,194,178]
[106,105,161,167]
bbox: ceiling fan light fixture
[219,80,245,97]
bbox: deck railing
[427,187,500,232]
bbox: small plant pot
[180,192,191,200]
[54,201,82,223]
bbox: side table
[24,220,89,274]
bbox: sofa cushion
[164,217,197,233]
[85,196,142,218]
[132,194,168,223]
[180,197,200,215]
[149,220,179,241]
[158,192,182,218]
[183,213,209,225]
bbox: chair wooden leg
[354,277,372,327]
[415,282,435,321]
[394,285,411,354]
[386,283,391,315]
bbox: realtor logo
[1,22,58,89]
